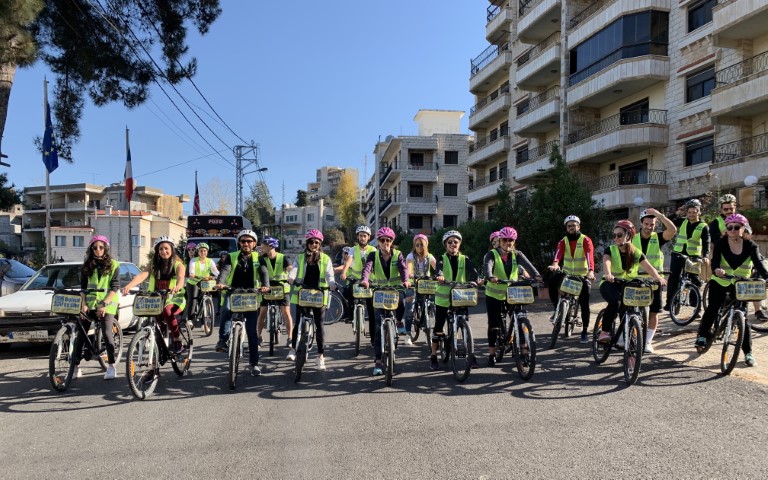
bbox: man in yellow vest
[707,194,737,241]
[341,225,376,338]
[665,199,710,312]
[633,208,676,352]
[256,236,294,358]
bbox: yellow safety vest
[85,259,120,315]
[186,257,214,286]
[712,255,753,288]
[673,220,706,256]
[632,233,662,277]
[435,254,466,308]
[485,249,518,301]
[264,253,290,293]
[600,245,641,286]
[370,249,402,287]
[290,253,330,306]
[348,244,375,279]
[562,235,589,276]
[148,260,186,309]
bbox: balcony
[568,0,670,47]
[710,133,768,187]
[568,53,669,108]
[468,170,509,204]
[516,31,561,89]
[713,0,768,47]
[513,140,558,181]
[514,86,560,137]
[587,169,669,209]
[469,84,512,130]
[517,0,561,43]
[468,128,511,167]
[486,2,514,41]
[566,109,668,164]
[711,51,768,121]
[402,162,439,183]
[470,37,513,94]
[379,194,438,216]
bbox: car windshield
[187,238,236,259]
[22,264,82,291]
[0,259,35,279]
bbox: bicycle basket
[623,285,653,307]
[416,279,438,295]
[50,293,83,315]
[735,280,767,301]
[230,291,260,312]
[352,284,373,299]
[506,285,535,305]
[298,289,325,308]
[684,259,701,275]
[133,293,164,316]
[199,279,216,292]
[262,289,285,301]
[451,287,478,307]
[373,290,399,310]
[560,277,583,296]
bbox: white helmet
[639,209,654,220]
[719,193,737,204]
[237,229,258,242]
[154,236,175,248]
[442,230,462,243]
[355,225,371,235]
[563,215,580,225]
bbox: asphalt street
[1,299,768,479]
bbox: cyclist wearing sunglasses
[665,199,710,312]
[708,194,737,240]
[341,225,376,327]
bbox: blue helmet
[262,236,279,249]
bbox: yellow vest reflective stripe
[264,253,289,293]
[712,255,753,287]
[716,216,726,238]
[371,249,401,287]
[290,253,330,305]
[225,251,260,287]
[436,254,466,308]
[186,257,213,285]
[673,220,705,256]
[148,260,186,308]
[348,245,375,279]
[632,233,663,276]
[606,244,641,281]
[562,235,589,276]
[85,259,120,315]
[485,249,518,300]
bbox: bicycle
[549,270,586,349]
[218,287,260,390]
[697,276,765,375]
[48,288,124,392]
[373,285,401,386]
[438,282,477,382]
[324,289,345,325]
[409,276,436,346]
[187,278,216,337]
[495,279,537,380]
[262,281,288,356]
[347,279,371,356]
[592,278,658,385]
[125,290,194,399]
[293,285,324,382]
[669,254,703,326]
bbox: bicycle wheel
[591,309,611,364]
[513,316,536,380]
[126,328,160,400]
[702,282,710,309]
[623,315,643,385]
[720,310,745,375]
[670,285,701,326]
[202,296,215,337]
[294,338,307,383]
[451,318,473,382]
[49,326,75,392]
[95,321,124,369]
[494,314,508,362]
[354,304,364,356]
[423,303,433,346]
[172,321,193,376]
[409,303,421,343]
[384,320,395,386]
[228,323,243,390]
[549,299,567,349]
[325,291,344,325]
[751,307,768,333]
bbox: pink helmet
[413,233,428,245]
[489,231,500,242]
[305,229,324,242]
[724,213,749,226]
[89,235,110,247]
[186,242,197,250]
[376,227,395,240]
[498,227,517,240]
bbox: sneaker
[404,337,413,346]
[487,356,496,368]
[397,323,407,335]
[286,338,293,348]
[429,355,439,371]
[316,357,326,371]
[745,353,757,367]
[215,341,228,352]
[644,342,655,354]
[250,364,262,376]
[695,336,707,350]
[598,331,611,344]
[580,332,590,344]
[103,365,116,380]
[373,362,383,376]
[549,312,556,324]
[470,355,480,369]
[74,366,83,379]
[756,310,768,321]
[286,348,296,361]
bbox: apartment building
[307,166,360,202]
[468,0,768,221]
[0,205,23,253]
[276,202,337,252]
[365,110,472,234]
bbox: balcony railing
[487,1,508,23]
[517,85,560,116]
[714,133,768,163]
[470,32,510,77]
[406,162,438,171]
[567,109,667,145]
[379,194,394,214]
[517,140,559,165]
[585,169,667,192]
[715,50,768,87]
[519,0,543,17]
[568,0,610,31]
[379,162,395,186]
[470,83,510,116]
[517,31,561,67]
[469,170,509,191]
[469,126,510,153]
[568,43,668,86]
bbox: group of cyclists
[67,192,767,385]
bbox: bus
[186,215,253,258]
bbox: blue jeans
[219,300,260,365]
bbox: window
[489,167,497,183]
[408,216,423,230]
[516,147,529,165]
[686,67,715,103]
[131,235,147,247]
[444,184,458,196]
[307,213,314,221]
[516,99,530,116]
[443,215,458,228]
[688,0,716,32]
[619,98,649,125]
[285,215,298,222]
[618,160,648,185]
[73,236,84,247]
[325,214,334,221]
[499,161,508,179]
[410,152,424,167]
[409,184,424,198]
[444,151,459,164]
[117,264,136,287]
[55,236,66,247]
[685,136,714,166]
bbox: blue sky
[4,1,488,214]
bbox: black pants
[292,306,326,354]
[548,271,591,332]
[697,281,752,354]
[486,296,505,348]
[599,282,622,328]
[666,254,701,308]
[74,311,116,365]
[185,282,200,319]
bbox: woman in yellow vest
[256,236,294,359]
[483,227,541,367]
[598,221,666,344]
[73,235,121,380]
[696,214,768,366]
[122,236,187,354]
[184,242,219,326]
[360,227,410,376]
[404,233,437,346]
[341,225,376,334]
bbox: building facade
[0,205,23,254]
[307,166,360,202]
[277,201,337,252]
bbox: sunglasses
[722,207,735,213]
[613,233,625,239]
[378,238,393,243]
[91,245,105,250]
[566,224,578,228]
[500,238,514,242]
[726,225,742,231]
[446,240,460,245]
[307,240,321,245]
[239,239,255,244]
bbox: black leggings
[548,271,591,332]
[666,254,701,308]
[74,311,117,365]
[185,283,200,318]
[292,306,326,354]
[697,281,752,354]
[486,296,505,348]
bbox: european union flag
[42,102,58,173]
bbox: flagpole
[44,79,51,265]
[126,127,133,264]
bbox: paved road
[2,301,768,479]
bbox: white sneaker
[644,342,654,354]
[103,365,116,380]
[286,348,296,361]
[550,313,556,324]
[74,367,83,379]
[316,357,326,371]
[404,337,413,346]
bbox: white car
[0,261,142,349]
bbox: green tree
[0,173,21,210]
[243,180,275,229]
[0,1,221,161]
[295,189,308,207]
[329,171,362,241]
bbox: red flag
[193,171,201,215]
[125,142,134,202]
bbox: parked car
[0,259,36,297]
[0,261,142,350]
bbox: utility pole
[233,143,267,215]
